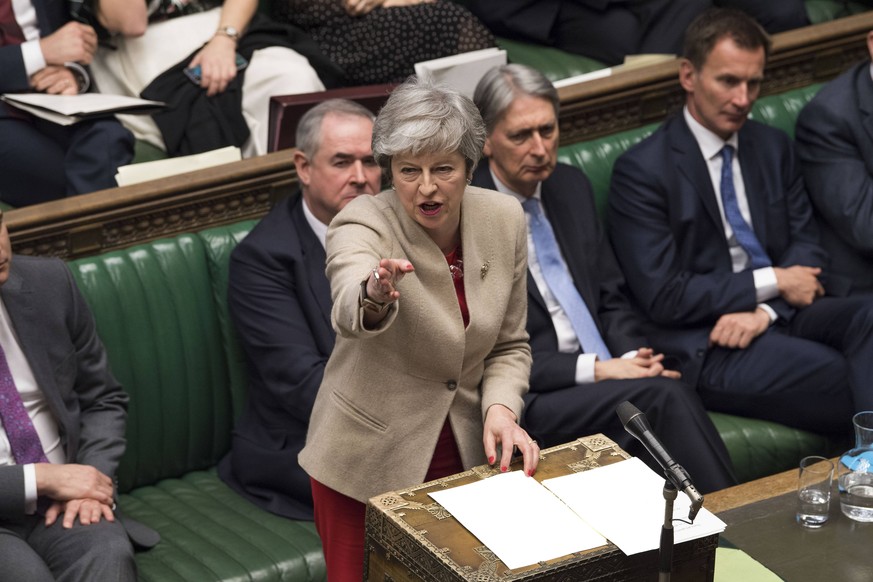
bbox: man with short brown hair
[608,8,872,433]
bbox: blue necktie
[720,146,771,269]
[523,198,611,361]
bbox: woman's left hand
[483,404,539,477]
[188,35,238,96]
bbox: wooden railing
[8,11,873,259]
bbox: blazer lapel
[856,65,873,153]
[0,269,65,425]
[736,130,770,245]
[291,202,332,329]
[672,117,724,231]
[473,162,549,313]
[541,177,599,316]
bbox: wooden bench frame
[8,12,873,259]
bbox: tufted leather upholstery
[68,223,326,582]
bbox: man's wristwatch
[215,25,240,42]
[359,280,390,314]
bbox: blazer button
[446,380,458,391]
[696,349,705,358]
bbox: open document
[1,93,164,126]
[430,457,725,570]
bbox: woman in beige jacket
[298,78,539,580]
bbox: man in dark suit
[608,8,872,433]
[795,30,873,295]
[0,209,136,580]
[471,64,736,493]
[0,0,133,206]
[218,99,381,520]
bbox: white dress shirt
[489,170,635,385]
[683,107,779,322]
[10,0,47,77]
[0,296,64,513]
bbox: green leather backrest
[558,124,657,217]
[68,226,254,493]
[498,38,605,82]
[197,221,259,421]
[749,83,823,138]
[807,0,870,23]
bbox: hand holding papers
[429,458,725,570]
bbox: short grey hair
[296,99,375,158]
[372,77,486,173]
[473,64,559,135]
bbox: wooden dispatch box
[364,435,717,581]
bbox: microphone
[616,401,704,521]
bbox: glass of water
[797,456,834,528]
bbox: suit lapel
[736,129,770,245]
[540,175,599,316]
[473,163,549,313]
[0,267,65,424]
[672,117,724,231]
[291,200,332,330]
[856,64,873,153]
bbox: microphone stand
[659,480,678,582]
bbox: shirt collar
[301,196,328,249]
[488,167,543,205]
[684,106,739,160]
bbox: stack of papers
[1,93,164,126]
[114,146,242,186]
[429,457,726,570]
[414,47,507,99]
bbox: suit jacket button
[696,349,705,357]
[446,380,458,391]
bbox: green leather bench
[68,223,325,582]
[58,83,843,581]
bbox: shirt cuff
[758,303,778,324]
[21,40,47,78]
[575,353,597,385]
[24,463,37,515]
[754,267,779,303]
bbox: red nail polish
[488,456,495,464]
[501,466,507,473]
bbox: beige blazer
[299,186,531,503]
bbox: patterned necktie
[0,0,27,47]
[720,145,771,269]
[0,342,48,465]
[523,198,612,361]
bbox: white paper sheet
[542,457,726,556]
[429,471,606,570]
[1,93,164,117]
[415,48,507,99]
[115,146,242,186]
